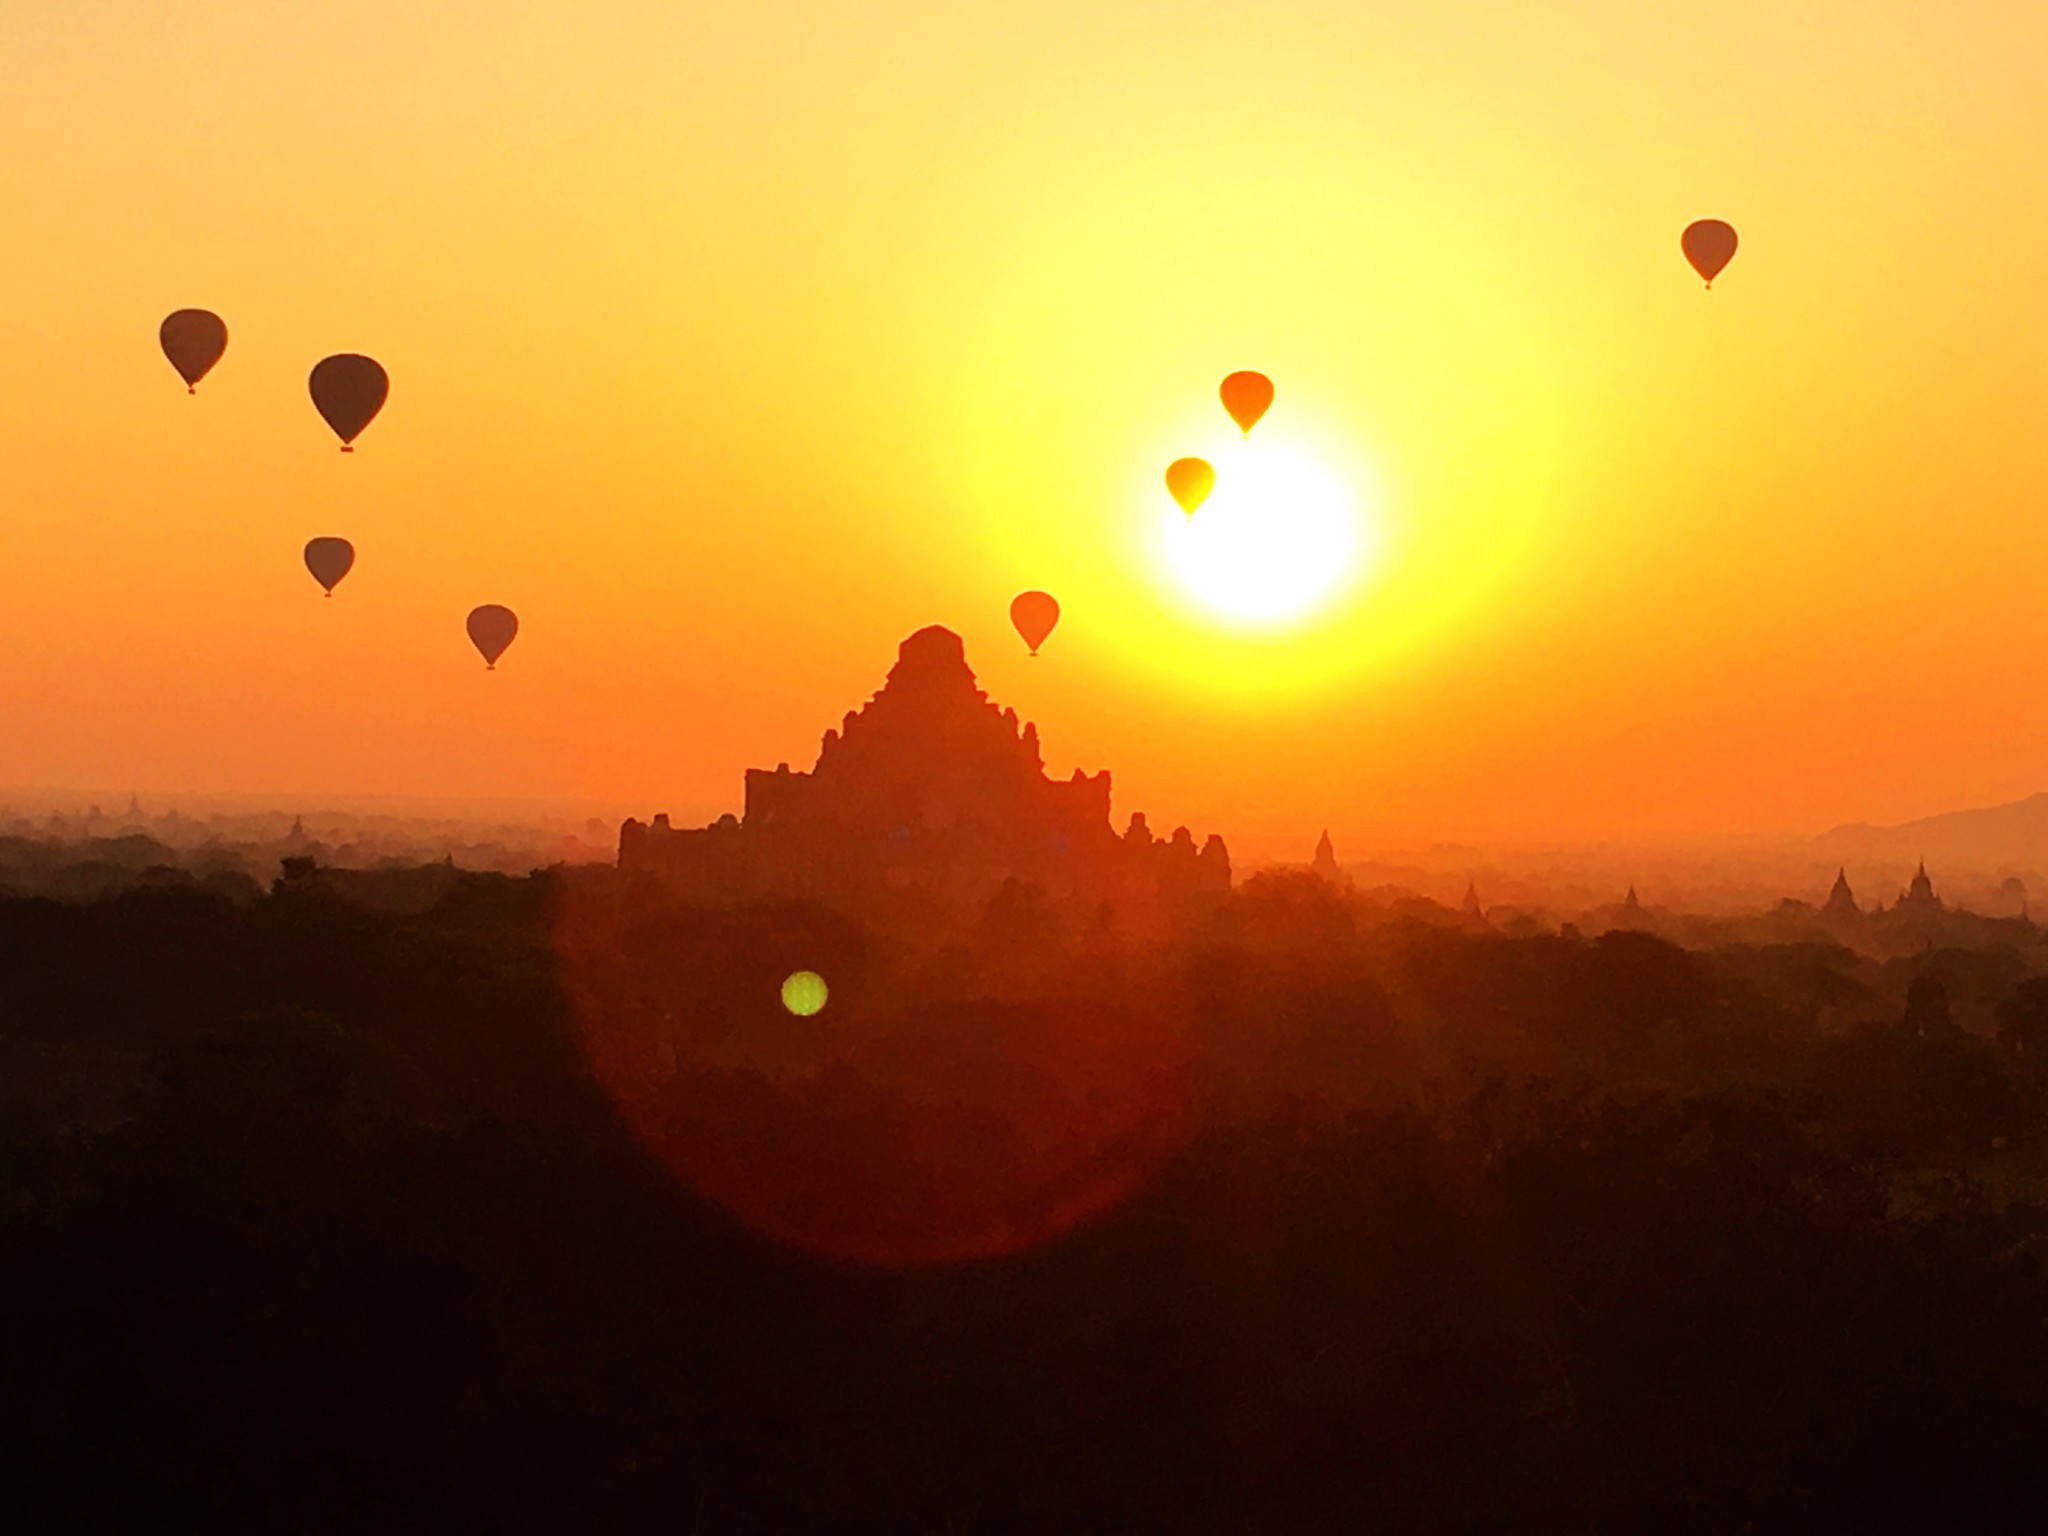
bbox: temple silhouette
[619,625,1229,914]
[1824,867,1859,919]
[1311,829,1342,883]
[1896,858,1944,916]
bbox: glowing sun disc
[1159,440,1364,625]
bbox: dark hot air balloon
[303,537,355,596]
[467,604,519,669]
[160,310,227,393]
[1681,220,1738,288]
[1010,591,1059,656]
[309,354,389,450]
[1165,457,1215,515]
[1219,371,1273,436]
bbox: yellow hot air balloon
[160,309,227,393]
[1010,591,1059,656]
[1165,457,1215,516]
[303,537,355,597]
[466,604,519,669]
[1681,220,1739,288]
[309,354,389,451]
[1219,371,1273,436]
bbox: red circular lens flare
[552,888,1193,1267]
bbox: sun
[1158,440,1368,626]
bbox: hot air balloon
[1681,220,1738,288]
[1220,371,1273,436]
[303,537,355,596]
[160,309,227,393]
[309,354,389,451]
[1010,591,1059,657]
[467,604,519,669]
[1166,457,1215,515]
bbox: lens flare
[781,969,829,1016]
[553,889,1196,1269]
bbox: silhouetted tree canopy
[6,862,2048,1530]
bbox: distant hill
[1809,792,2048,874]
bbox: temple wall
[743,765,813,827]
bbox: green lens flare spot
[781,970,828,1017]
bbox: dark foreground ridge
[9,849,2048,1529]
[620,625,1229,917]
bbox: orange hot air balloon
[303,537,355,596]
[160,309,227,393]
[1681,219,1739,288]
[1010,591,1059,656]
[309,354,389,451]
[1165,457,1215,515]
[1219,371,1273,436]
[467,604,519,669]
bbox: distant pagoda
[1896,859,1943,917]
[1312,830,1341,883]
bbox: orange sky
[3,1,2046,859]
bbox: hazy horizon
[12,692,2048,870]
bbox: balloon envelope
[466,604,519,669]
[303,537,355,595]
[1681,220,1739,287]
[309,354,389,449]
[1010,591,1059,656]
[1219,371,1273,436]
[1165,457,1215,515]
[160,309,227,392]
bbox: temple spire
[1312,830,1339,882]
[1900,858,1941,913]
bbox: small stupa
[1312,830,1341,883]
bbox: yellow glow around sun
[1159,440,1370,627]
